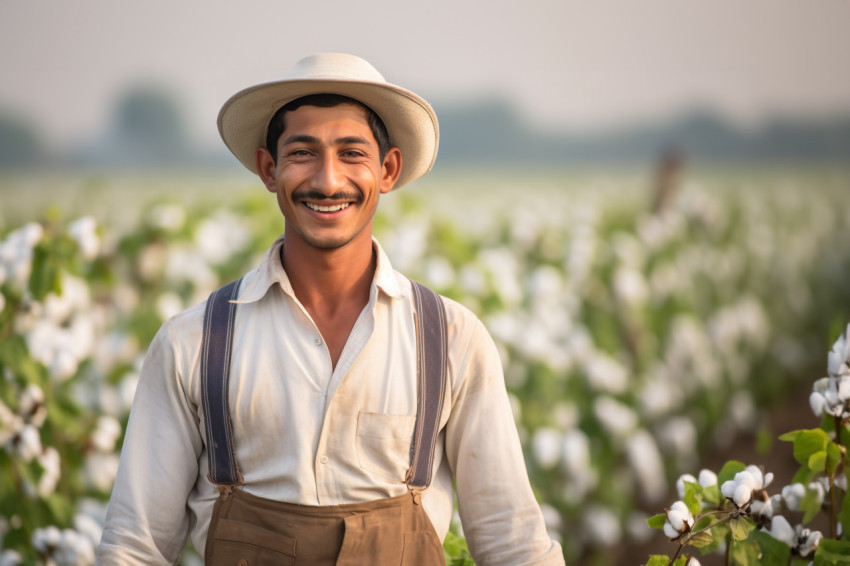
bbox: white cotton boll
[37,446,61,497]
[15,424,42,462]
[584,505,622,546]
[781,483,805,510]
[750,496,773,519]
[85,452,120,492]
[797,527,823,558]
[676,474,697,499]
[19,383,45,425]
[625,429,667,502]
[147,204,186,232]
[613,266,648,306]
[458,265,487,296]
[827,328,850,377]
[195,211,250,265]
[0,549,22,566]
[67,216,100,261]
[561,429,590,476]
[90,416,122,453]
[584,352,629,394]
[532,428,562,469]
[698,469,717,487]
[155,292,183,321]
[733,483,753,507]
[422,256,456,290]
[593,396,638,439]
[627,512,655,543]
[539,504,562,542]
[51,347,80,382]
[763,515,795,546]
[32,525,62,553]
[686,558,702,566]
[73,512,103,554]
[743,466,764,488]
[809,391,826,417]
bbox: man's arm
[96,318,204,565]
[445,316,565,566]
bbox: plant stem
[668,542,684,566]
[725,532,732,566]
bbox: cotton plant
[646,324,850,565]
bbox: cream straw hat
[217,53,439,190]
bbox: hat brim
[217,78,439,190]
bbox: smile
[304,202,351,213]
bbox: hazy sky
[2,0,849,148]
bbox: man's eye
[341,150,365,158]
[286,149,311,157]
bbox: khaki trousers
[204,488,444,566]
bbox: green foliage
[814,539,850,565]
[443,530,476,565]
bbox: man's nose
[310,154,345,195]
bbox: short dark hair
[265,94,391,164]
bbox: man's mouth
[304,202,351,213]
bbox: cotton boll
[90,416,122,453]
[532,428,562,469]
[67,216,100,261]
[762,515,794,547]
[698,469,717,487]
[584,505,622,546]
[676,474,697,499]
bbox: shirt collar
[232,236,405,304]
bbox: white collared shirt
[96,237,564,566]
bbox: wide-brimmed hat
[217,53,439,190]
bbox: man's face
[256,103,401,252]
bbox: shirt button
[320,455,329,464]
[314,337,323,346]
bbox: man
[97,53,564,565]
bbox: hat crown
[284,53,386,83]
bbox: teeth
[305,202,350,212]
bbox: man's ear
[256,147,277,193]
[380,147,403,194]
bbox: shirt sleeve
[96,318,203,565]
[445,317,565,566]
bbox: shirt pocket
[355,412,416,483]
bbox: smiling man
[96,53,565,565]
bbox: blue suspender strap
[201,278,244,486]
[406,280,449,489]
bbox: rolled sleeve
[97,318,203,564]
[445,317,564,566]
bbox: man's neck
[280,233,376,318]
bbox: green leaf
[814,538,850,565]
[686,531,714,548]
[751,530,791,565]
[825,441,842,476]
[702,483,722,505]
[683,481,701,516]
[808,450,827,473]
[801,483,824,524]
[730,540,760,565]
[718,460,746,485]
[645,556,670,566]
[646,513,667,529]
[779,430,802,442]
[839,491,850,542]
[791,429,830,467]
[698,522,729,555]
[729,516,750,542]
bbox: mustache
[292,189,363,203]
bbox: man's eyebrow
[280,134,319,146]
[334,136,372,146]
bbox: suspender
[200,278,448,490]
[200,278,244,486]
